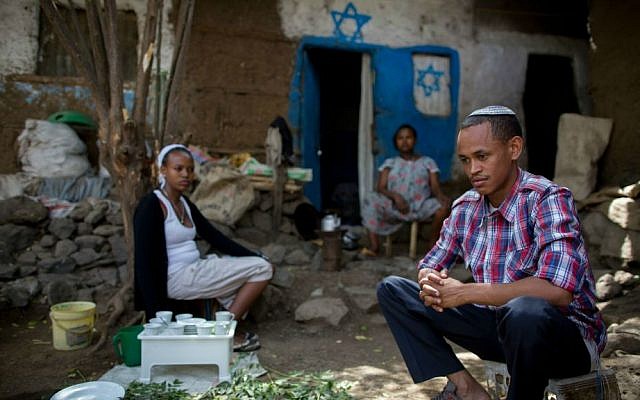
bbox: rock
[0,242,12,263]
[54,239,78,258]
[301,240,320,256]
[0,224,38,253]
[279,218,295,234]
[270,267,294,288]
[596,273,623,300]
[614,270,638,287]
[235,227,269,247]
[92,225,123,237]
[30,244,51,260]
[310,288,324,297]
[252,284,287,321]
[581,211,611,248]
[0,196,48,225]
[0,263,18,279]
[344,286,379,313]
[108,235,128,264]
[76,287,95,302]
[260,243,287,264]
[38,257,76,274]
[74,235,106,250]
[295,297,348,326]
[69,200,92,221]
[6,276,40,307]
[258,195,273,212]
[310,250,323,270]
[16,251,37,265]
[39,234,56,248]
[76,222,93,236]
[84,205,107,225]
[48,218,76,239]
[608,316,640,357]
[284,249,310,265]
[210,221,234,237]
[97,266,119,286]
[236,213,253,228]
[45,280,76,305]
[117,264,128,283]
[18,265,37,277]
[71,248,101,267]
[251,210,272,232]
[105,211,123,226]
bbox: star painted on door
[330,2,371,43]
[416,64,445,97]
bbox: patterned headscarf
[156,144,190,189]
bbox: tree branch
[85,0,110,122]
[132,0,159,134]
[161,0,194,144]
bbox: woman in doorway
[134,144,273,352]
[361,124,450,256]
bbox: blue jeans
[377,275,591,400]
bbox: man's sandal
[431,381,462,400]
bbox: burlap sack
[190,166,255,225]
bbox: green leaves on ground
[123,370,353,400]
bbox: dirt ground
[0,267,637,399]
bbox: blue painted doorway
[288,37,459,221]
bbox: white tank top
[154,190,200,275]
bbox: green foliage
[124,380,190,400]
[123,370,353,400]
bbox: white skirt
[167,254,272,310]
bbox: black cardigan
[133,191,259,317]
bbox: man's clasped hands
[418,268,467,312]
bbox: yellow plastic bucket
[49,301,96,350]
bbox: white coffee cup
[175,313,193,321]
[214,321,229,335]
[143,322,163,335]
[156,311,173,324]
[148,317,165,325]
[197,322,214,336]
[166,322,184,335]
[215,311,234,321]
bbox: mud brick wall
[175,0,297,155]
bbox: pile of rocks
[0,196,127,311]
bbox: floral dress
[361,156,442,235]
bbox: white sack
[553,113,613,201]
[17,119,91,178]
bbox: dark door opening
[523,54,580,179]
[307,48,362,224]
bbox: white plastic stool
[484,360,621,400]
[138,320,236,384]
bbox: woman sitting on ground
[134,144,273,352]
[361,124,450,256]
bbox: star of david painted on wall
[330,2,371,43]
[416,64,445,97]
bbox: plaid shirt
[419,169,606,354]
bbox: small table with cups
[138,311,236,384]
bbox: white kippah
[468,105,516,117]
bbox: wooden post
[272,164,285,233]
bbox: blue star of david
[416,64,445,97]
[330,2,371,43]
